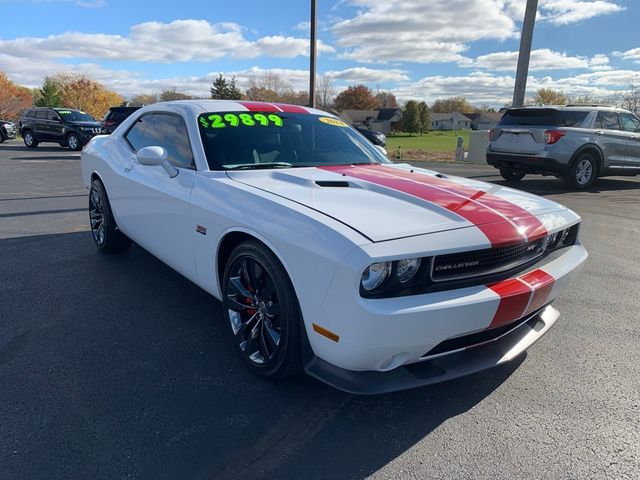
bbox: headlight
[361,262,392,291]
[397,258,421,284]
[545,231,560,250]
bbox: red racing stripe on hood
[360,164,548,242]
[488,269,555,328]
[319,165,524,246]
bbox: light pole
[512,0,538,107]
[309,0,317,108]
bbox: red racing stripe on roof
[488,269,555,328]
[238,101,281,112]
[319,164,524,247]
[361,164,548,242]
[274,104,309,113]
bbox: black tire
[89,179,131,254]
[67,132,82,151]
[23,130,38,148]
[222,240,302,379]
[0,130,5,143]
[564,153,597,189]
[500,169,526,182]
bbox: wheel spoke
[229,276,252,299]
[264,324,280,350]
[265,301,282,319]
[226,294,253,311]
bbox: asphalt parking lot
[1,138,639,480]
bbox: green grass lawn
[386,130,470,153]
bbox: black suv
[19,107,103,151]
[101,106,140,134]
[0,120,18,142]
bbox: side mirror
[136,146,178,178]
[374,145,388,156]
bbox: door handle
[124,155,135,173]
[595,131,604,135]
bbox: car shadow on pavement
[0,231,523,480]
[491,177,640,196]
[0,144,74,153]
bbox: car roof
[508,105,630,113]
[135,99,331,117]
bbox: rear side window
[620,113,640,132]
[36,110,49,120]
[499,109,589,127]
[125,113,194,169]
[595,112,620,130]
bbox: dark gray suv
[487,106,640,188]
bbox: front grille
[431,238,545,282]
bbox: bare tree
[621,84,640,115]
[315,75,335,110]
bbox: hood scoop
[315,180,350,188]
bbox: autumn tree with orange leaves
[51,73,123,119]
[0,73,33,121]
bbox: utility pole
[512,0,538,107]
[309,0,317,108]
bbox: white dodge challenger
[81,100,587,394]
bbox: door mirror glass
[136,146,178,178]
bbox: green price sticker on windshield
[58,110,72,114]
[199,113,283,129]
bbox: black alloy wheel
[89,179,131,253]
[223,241,302,379]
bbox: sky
[1,0,639,106]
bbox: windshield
[55,110,97,122]
[198,111,389,170]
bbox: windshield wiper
[225,162,294,170]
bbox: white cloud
[330,0,624,65]
[0,19,333,63]
[391,69,639,105]
[614,48,640,64]
[332,0,518,64]
[538,0,625,25]
[325,67,409,83]
[472,49,610,71]
[503,0,624,25]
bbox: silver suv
[487,105,640,189]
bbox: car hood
[227,163,567,243]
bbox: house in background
[464,112,503,130]
[339,108,403,134]
[430,112,472,131]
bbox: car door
[619,113,640,169]
[47,110,64,142]
[114,112,199,280]
[34,110,51,139]
[593,111,627,167]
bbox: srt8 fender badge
[196,225,207,235]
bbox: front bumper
[306,304,559,395]
[487,151,570,175]
[2,126,17,139]
[301,236,587,388]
